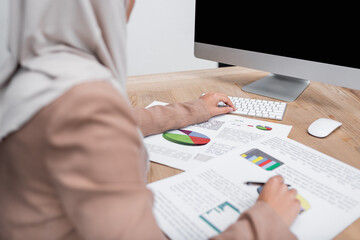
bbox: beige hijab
[0,0,130,141]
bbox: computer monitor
[194,1,360,101]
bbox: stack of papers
[144,101,360,240]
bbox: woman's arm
[211,202,297,240]
[133,92,235,136]
[133,100,210,136]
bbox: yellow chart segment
[252,156,263,163]
[296,194,311,212]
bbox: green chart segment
[241,148,283,171]
[163,129,211,146]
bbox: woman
[0,0,300,239]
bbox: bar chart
[241,148,284,171]
[199,201,240,233]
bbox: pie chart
[256,125,272,131]
[163,129,211,146]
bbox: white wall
[127,0,217,76]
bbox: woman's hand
[200,92,236,117]
[258,175,301,227]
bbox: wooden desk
[127,66,360,240]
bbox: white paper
[148,136,360,240]
[144,101,292,171]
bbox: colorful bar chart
[241,148,283,171]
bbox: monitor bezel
[195,42,360,92]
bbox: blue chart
[199,202,240,233]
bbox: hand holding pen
[250,175,301,227]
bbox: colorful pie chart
[256,125,272,131]
[163,129,211,146]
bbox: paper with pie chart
[144,101,292,171]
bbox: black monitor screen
[195,2,359,69]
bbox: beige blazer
[0,81,296,240]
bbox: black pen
[245,181,291,187]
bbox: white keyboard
[221,96,287,120]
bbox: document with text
[144,101,292,171]
[147,136,360,240]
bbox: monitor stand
[242,74,310,102]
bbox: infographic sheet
[148,136,360,240]
[144,101,292,171]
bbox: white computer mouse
[308,118,342,138]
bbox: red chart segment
[189,136,210,145]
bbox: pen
[245,181,291,187]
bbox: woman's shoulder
[46,81,132,118]
[54,81,127,107]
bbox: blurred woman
[0,0,300,239]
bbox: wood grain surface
[127,66,360,239]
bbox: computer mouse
[308,118,342,138]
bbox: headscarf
[0,0,130,141]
